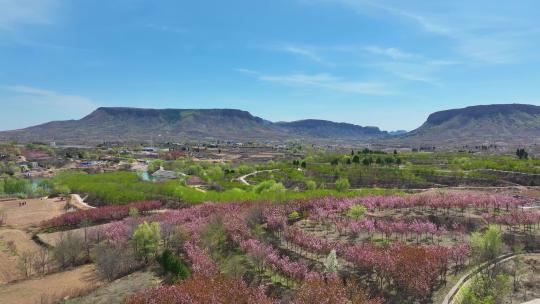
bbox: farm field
[0,197,67,229]
[1,144,540,303]
[0,264,100,304]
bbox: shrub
[346,204,366,220]
[94,244,139,281]
[460,272,511,304]
[53,231,86,269]
[157,249,190,281]
[288,211,301,221]
[2,178,31,195]
[335,178,350,192]
[253,180,277,194]
[305,180,317,190]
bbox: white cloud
[237,69,393,95]
[0,0,59,30]
[304,0,540,65]
[363,46,416,60]
[0,85,98,113]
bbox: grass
[53,171,399,206]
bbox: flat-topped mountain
[0,107,388,144]
[400,104,540,144]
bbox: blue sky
[1,0,539,131]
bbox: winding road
[236,169,280,185]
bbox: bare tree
[80,218,92,260]
[33,247,50,275]
[0,211,7,226]
[53,231,85,269]
[18,251,36,278]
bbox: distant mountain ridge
[399,103,540,145]
[3,104,539,145]
[276,119,386,139]
[0,107,388,144]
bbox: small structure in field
[186,175,204,186]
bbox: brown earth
[0,264,101,304]
[0,229,44,284]
[63,271,161,304]
[0,197,67,229]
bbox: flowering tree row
[305,193,525,221]
[277,220,470,299]
[127,273,274,304]
[484,211,540,229]
[342,242,469,298]
[42,200,162,228]
[239,238,316,282]
[283,227,342,256]
[334,218,464,243]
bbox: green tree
[305,180,317,190]
[132,221,161,263]
[148,159,165,173]
[129,207,140,218]
[157,249,190,281]
[335,178,350,192]
[222,255,246,279]
[362,157,372,166]
[200,217,228,261]
[288,211,300,221]
[470,225,503,262]
[516,148,528,160]
[460,273,510,304]
[53,184,71,196]
[206,166,224,182]
[346,204,366,220]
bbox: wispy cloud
[0,0,59,31]
[363,46,417,60]
[0,85,98,112]
[275,45,325,63]
[304,0,540,65]
[237,68,393,95]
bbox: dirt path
[0,264,101,304]
[68,194,95,210]
[237,169,279,185]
